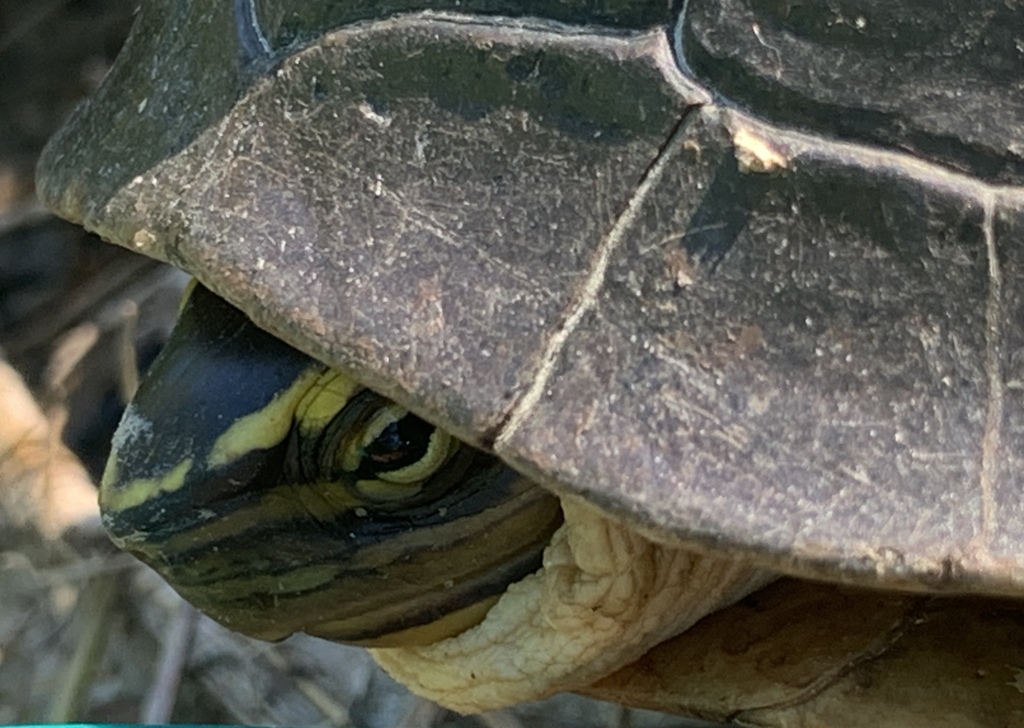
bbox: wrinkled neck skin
[372,496,773,712]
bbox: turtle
[36,0,1024,724]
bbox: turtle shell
[37,0,1024,595]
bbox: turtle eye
[358,408,455,485]
[307,389,458,504]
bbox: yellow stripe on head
[208,367,323,468]
[101,455,194,514]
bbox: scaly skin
[373,496,772,712]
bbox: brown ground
[0,2,700,725]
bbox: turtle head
[100,282,562,645]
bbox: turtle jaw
[100,284,563,646]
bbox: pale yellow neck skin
[372,496,772,713]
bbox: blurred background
[0,2,700,725]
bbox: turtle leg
[371,495,772,712]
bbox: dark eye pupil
[363,415,433,473]
[367,421,406,463]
